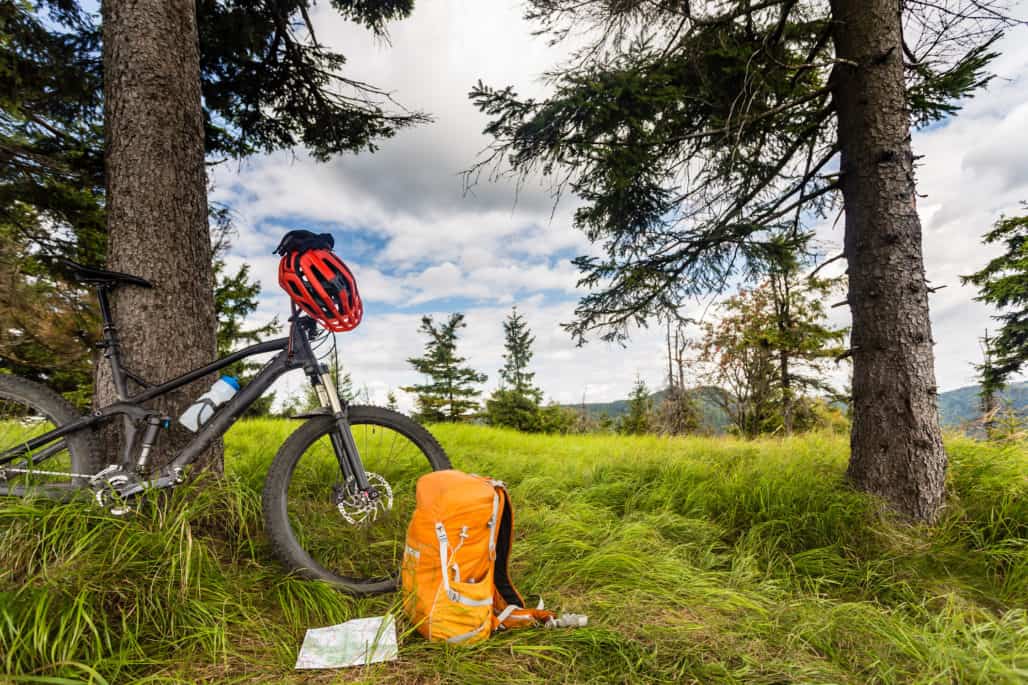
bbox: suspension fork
[314,370,372,493]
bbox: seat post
[96,284,115,329]
[96,285,129,400]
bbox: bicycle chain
[0,467,94,479]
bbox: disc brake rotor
[335,472,393,526]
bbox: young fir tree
[385,390,399,412]
[486,306,544,431]
[469,1,1017,521]
[498,306,542,401]
[213,260,277,416]
[963,208,1028,399]
[621,376,652,436]
[976,331,1000,437]
[403,314,487,423]
[537,402,579,434]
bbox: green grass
[1,421,1027,683]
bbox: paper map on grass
[294,615,398,669]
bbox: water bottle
[178,376,240,432]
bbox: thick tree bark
[830,0,946,522]
[97,0,221,473]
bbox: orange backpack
[401,470,561,644]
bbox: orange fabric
[401,470,555,644]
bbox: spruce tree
[403,314,487,422]
[212,222,280,416]
[621,376,652,436]
[486,306,544,431]
[212,214,280,362]
[963,208,1028,395]
[498,306,542,402]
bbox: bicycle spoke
[284,420,433,582]
[0,398,76,485]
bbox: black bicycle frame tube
[131,337,290,405]
[167,346,302,471]
[96,286,129,400]
[1,314,373,495]
[0,336,296,467]
[0,417,94,466]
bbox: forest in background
[568,381,1028,432]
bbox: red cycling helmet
[278,248,363,332]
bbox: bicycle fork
[313,370,373,496]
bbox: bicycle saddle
[59,258,154,289]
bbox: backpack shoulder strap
[490,482,556,629]
[492,485,525,609]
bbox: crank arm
[111,473,179,500]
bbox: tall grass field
[1,421,1026,683]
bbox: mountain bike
[0,259,450,594]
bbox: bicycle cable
[308,325,344,401]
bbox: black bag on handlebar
[273,230,335,256]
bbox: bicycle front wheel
[262,406,450,594]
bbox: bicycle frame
[0,284,372,497]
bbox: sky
[211,1,1028,412]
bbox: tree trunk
[830,0,946,522]
[771,271,793,435]
[779,349,792,435]
[666,319,674,390]
[980,330,997,437]
[97,0,221,473]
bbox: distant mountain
[936,381,1028,426]
[568,381,1028,432]
[572,386,731,432]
